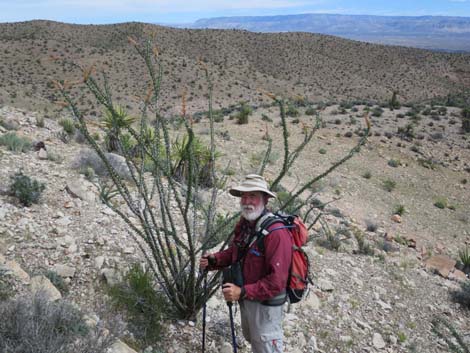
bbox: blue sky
[0,0,469,24]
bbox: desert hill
[0,20,470,118]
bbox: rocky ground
[0,102,469,353]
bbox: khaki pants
[239,300,284,353]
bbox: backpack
[253,211,312,304]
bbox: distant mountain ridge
[191,13,470,52]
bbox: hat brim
[229,186,277,198]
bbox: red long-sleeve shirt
[212,216,293,301]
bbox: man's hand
[199,253,215,270]
[222,283,241,302]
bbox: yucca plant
[101,105,136,152]
[55,37,370,320]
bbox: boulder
[109,340,138,353]
[372,332,386,349]
[53,264,76,278]
[425,255,456,278]
[38,148,48,160]
[66,181,96,203]
[30,275,62,301]
[2,260,30,283]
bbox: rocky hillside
[0,96,469,352]
[0,20,470,119]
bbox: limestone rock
[109,340,139,353]
[53,264,76,278]
[425,255,457,278]
[66,181,96,203]
[391,214,402,223]
[2,260,30,283]
[303,292,321,310]
[317,279,334,292]
[101,268,122,286]
[38,148,48,160]
[449,269,468,282]
[30,275,62,301]
[373,332,386,349]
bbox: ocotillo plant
[56,37,370,320]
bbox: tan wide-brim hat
[229,174,277,198]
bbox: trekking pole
[227,301,238,353]
[201,271,207,353]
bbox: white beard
[240,203,264,221]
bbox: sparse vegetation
[387,159,400,167]
[382,179,396,192]
[235,101,252,124]
[108,264,169,348]
[362,171,372,179]
[9,171,45,206]
[394,204,406,216]
[59,117,76,135]
[0,132,31,153]
[434,197,448,209]
[0,293,118,353]
[432,316,470,352]
[460,107,470,133]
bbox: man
[200,174,293,353]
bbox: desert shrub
[418,158,437,170]
[0,293,116,353]
[362,171,372,179]
[365,219,378,232]
[72,149,132,180]
[108,264,169,347]
[461,107,470,133]
[394,204,406,216]
[382,179,396,192]
[261,113,272,122]
[286,104,300,117]
[451,280,470,311]
[397,123,415,140]
[389,91,400,110]
[458,246,470,273]
[235,101,252,124]
[354,230,375,256]
[36,116,45,128]
[319,148,327,155]
[9,171,45,206]
[434,197,448,209]
[432,316,470,352]
[305,107,316,116]
[44,270,69,295]
[0,132,31,152]
[372,107,383,117]
[387,159,400,168]
[0,269,15,301]
[59,117,76,135]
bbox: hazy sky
[0,0,469,24]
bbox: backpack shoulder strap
[254,212,290,253]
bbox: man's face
[240,191,266,221]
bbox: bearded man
[200,174,292,353]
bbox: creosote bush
[9,171,45,206]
